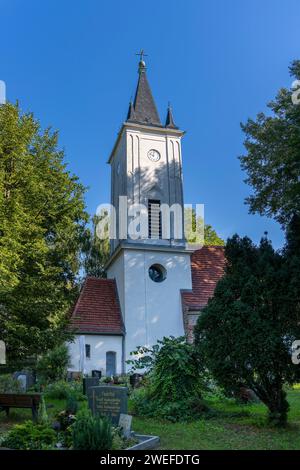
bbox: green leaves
[0,102,88,359]
[194,232,300,426]
[240,60,300,227]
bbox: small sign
[118,413,132,439]
[88,385,128,426]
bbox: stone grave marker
[88,385,128,426]
[118,413,132,439]
[82,376,99,395]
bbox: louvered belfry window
[148,199,162,239]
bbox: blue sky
[1,0,299,248]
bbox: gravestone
[13,370,35,391]
[88,385,128,426]
[118,413,132,439]
[83,376,100,395]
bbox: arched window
[106,351,116,377]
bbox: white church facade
[68,57,225,376]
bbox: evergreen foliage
[194,232,300,426]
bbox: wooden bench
[0,393,41,422]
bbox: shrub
[44,380,85,401]
[72,409,112,450]
[0,374,23,393]
[36,344,70,384]
[56,410,77,432]
[1,421,56,450]
[194,233,300,426]
[130,336,207,422]
[38,396,49,425]
[66,392,78,415]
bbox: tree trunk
[266,388,289,427]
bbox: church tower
[106,56,193,369]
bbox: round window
[148,264,167,283]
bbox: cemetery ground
[0,387,300,450]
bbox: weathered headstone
[13,370,35,391]
[83,376,99,395]
[118,413,132,439]
[88,385,128,425]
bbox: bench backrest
[0,393,41,408]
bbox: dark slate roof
[127,61,162,127]
[181,246,226,310]
[165,105,178,129]
[126,101,136,121]
[69,278,124,335]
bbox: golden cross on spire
[136,49,148,62]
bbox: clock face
[148,149,161,162]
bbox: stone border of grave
[126,433,160,450]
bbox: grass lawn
[1,388,299,450]
[132,388,300,450]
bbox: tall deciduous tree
[194,233,300,426]
[240,60,300,226]
[0,103,89,359]
[83,214,110,278]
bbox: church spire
[126,51,162,127]
[165,103,178,129]
[126,100,136,121]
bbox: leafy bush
[0,374,23,393]
[44,380,85,401]
[56,410,77,432]
[130,337,207,422]
[36,344,70,384]
[66,392,78,415]
[1,421,56,450]
[72,409,112,450]
[38,396,49,425]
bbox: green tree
[83,214,110,278]
[184,208,224,246]
[194,234,300,426]
[130,337,206,422]
[0,102,88,359]
[240,60,300,226]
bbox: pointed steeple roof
[165,104,178,129]
[127,59,162,127]
[126,100,136,121]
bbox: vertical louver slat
[148,199,162,239]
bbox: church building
[68,57,225,376]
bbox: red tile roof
[182,246,226,310]
[69,277,124,335]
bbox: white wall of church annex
[67,334,123,376]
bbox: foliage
[71,408,112,450]
[127,343,161,373]
[83,213,110,278]
[1,421,56,450]
[56,410,76,432]
[66,392,78,415]
[194,233,300,426]
[37,396,49,425]
[0,373,23,393]
[44,379,85,401]
[240,60,300,226]
[130,337,207,422]
[184,208,224,246]
[0,102,89,360]
[36,344,70,384]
